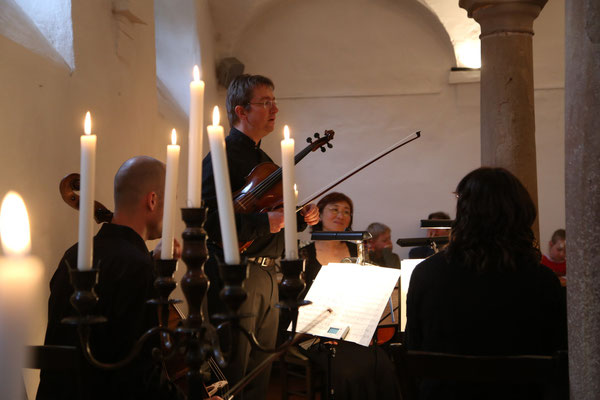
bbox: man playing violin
[202,74,319,400]
[37,156,188,400]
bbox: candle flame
[193,65,200,82]
[284,125,290,140]
[171,129,177,145]
[0,191,31,256]
[212,106,220,126]
[294,184,297,192]
[84,111,92,135]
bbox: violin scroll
[59,173,113,224]
[305,129,335,153]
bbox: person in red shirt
[541,229,566,277]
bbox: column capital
[459,0,547,37]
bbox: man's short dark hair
[428,211,450,220]
[226,74,274,127]
[551,229,566,243]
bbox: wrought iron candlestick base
[62,203,311,399]
[178,205,220,399]
[278,258,311,340]
[62,268,106,326]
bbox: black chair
[25,345,89,400]
[390,343,568,400]
[280,347,326,400]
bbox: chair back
[390,343,568,400]
[26,345,89,400]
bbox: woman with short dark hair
[300,192,356,293]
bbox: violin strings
[236,167,282,208]
[235,139,323,209]
[212,358,227,381]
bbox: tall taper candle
[0,192,44,400]
[206,106,240,264]
[78,111,96,270]
[161,129,180,259]
[281,125,298,259]
[187,65,205,207]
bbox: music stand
[292,262,401,346]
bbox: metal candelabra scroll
[64,203,312,399]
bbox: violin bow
[297,131,421,211]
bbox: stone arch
[229,0,456,97]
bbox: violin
[59,173,227,398]
[233,130,335,252]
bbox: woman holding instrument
[293,192,402,400]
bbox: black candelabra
[64,204,311,399]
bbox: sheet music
[291,263,401,346]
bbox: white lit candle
[0,192,44,400]
[207,106,240,264]
[187,65,205,207]
[161,129,180,259]
[281,125,298,259]
[78,111,96,271]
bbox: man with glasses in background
[201,74,319,400]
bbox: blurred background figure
[408,211,451,259]
[541,228,566,280]
[366,222,400,268]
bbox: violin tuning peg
[306,138,313,143]
[320,147,326,153]
[327,143,333,148]
[314,133,320,139]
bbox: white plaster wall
[533,0,566,248]
[223,0,565,257]
[154,0,220,310]
[13,0,75,69]
[0,0,218,396]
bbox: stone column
[459,0,547,238]
[565,0,600,398]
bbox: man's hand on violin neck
[268,209,285,233]
[301,203,320,226]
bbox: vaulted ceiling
[207,0,481,68]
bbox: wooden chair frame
[390,343,568,400]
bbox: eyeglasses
[325,206,352,217]
[248,99,277,109]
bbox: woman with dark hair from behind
[405,167,567,400]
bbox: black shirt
[404,251,567,400]
[37,223,177,400]
[299,241,358,295]
[201,127,307,259]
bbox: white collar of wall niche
[0,0,74,71]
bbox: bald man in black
[37,156,181,400]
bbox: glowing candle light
[78,111,96,270]
[207,106,240,264]
[281,125,298,259]
[187,65,205,207]
[161,129,180,259]
[0,192,43,400]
